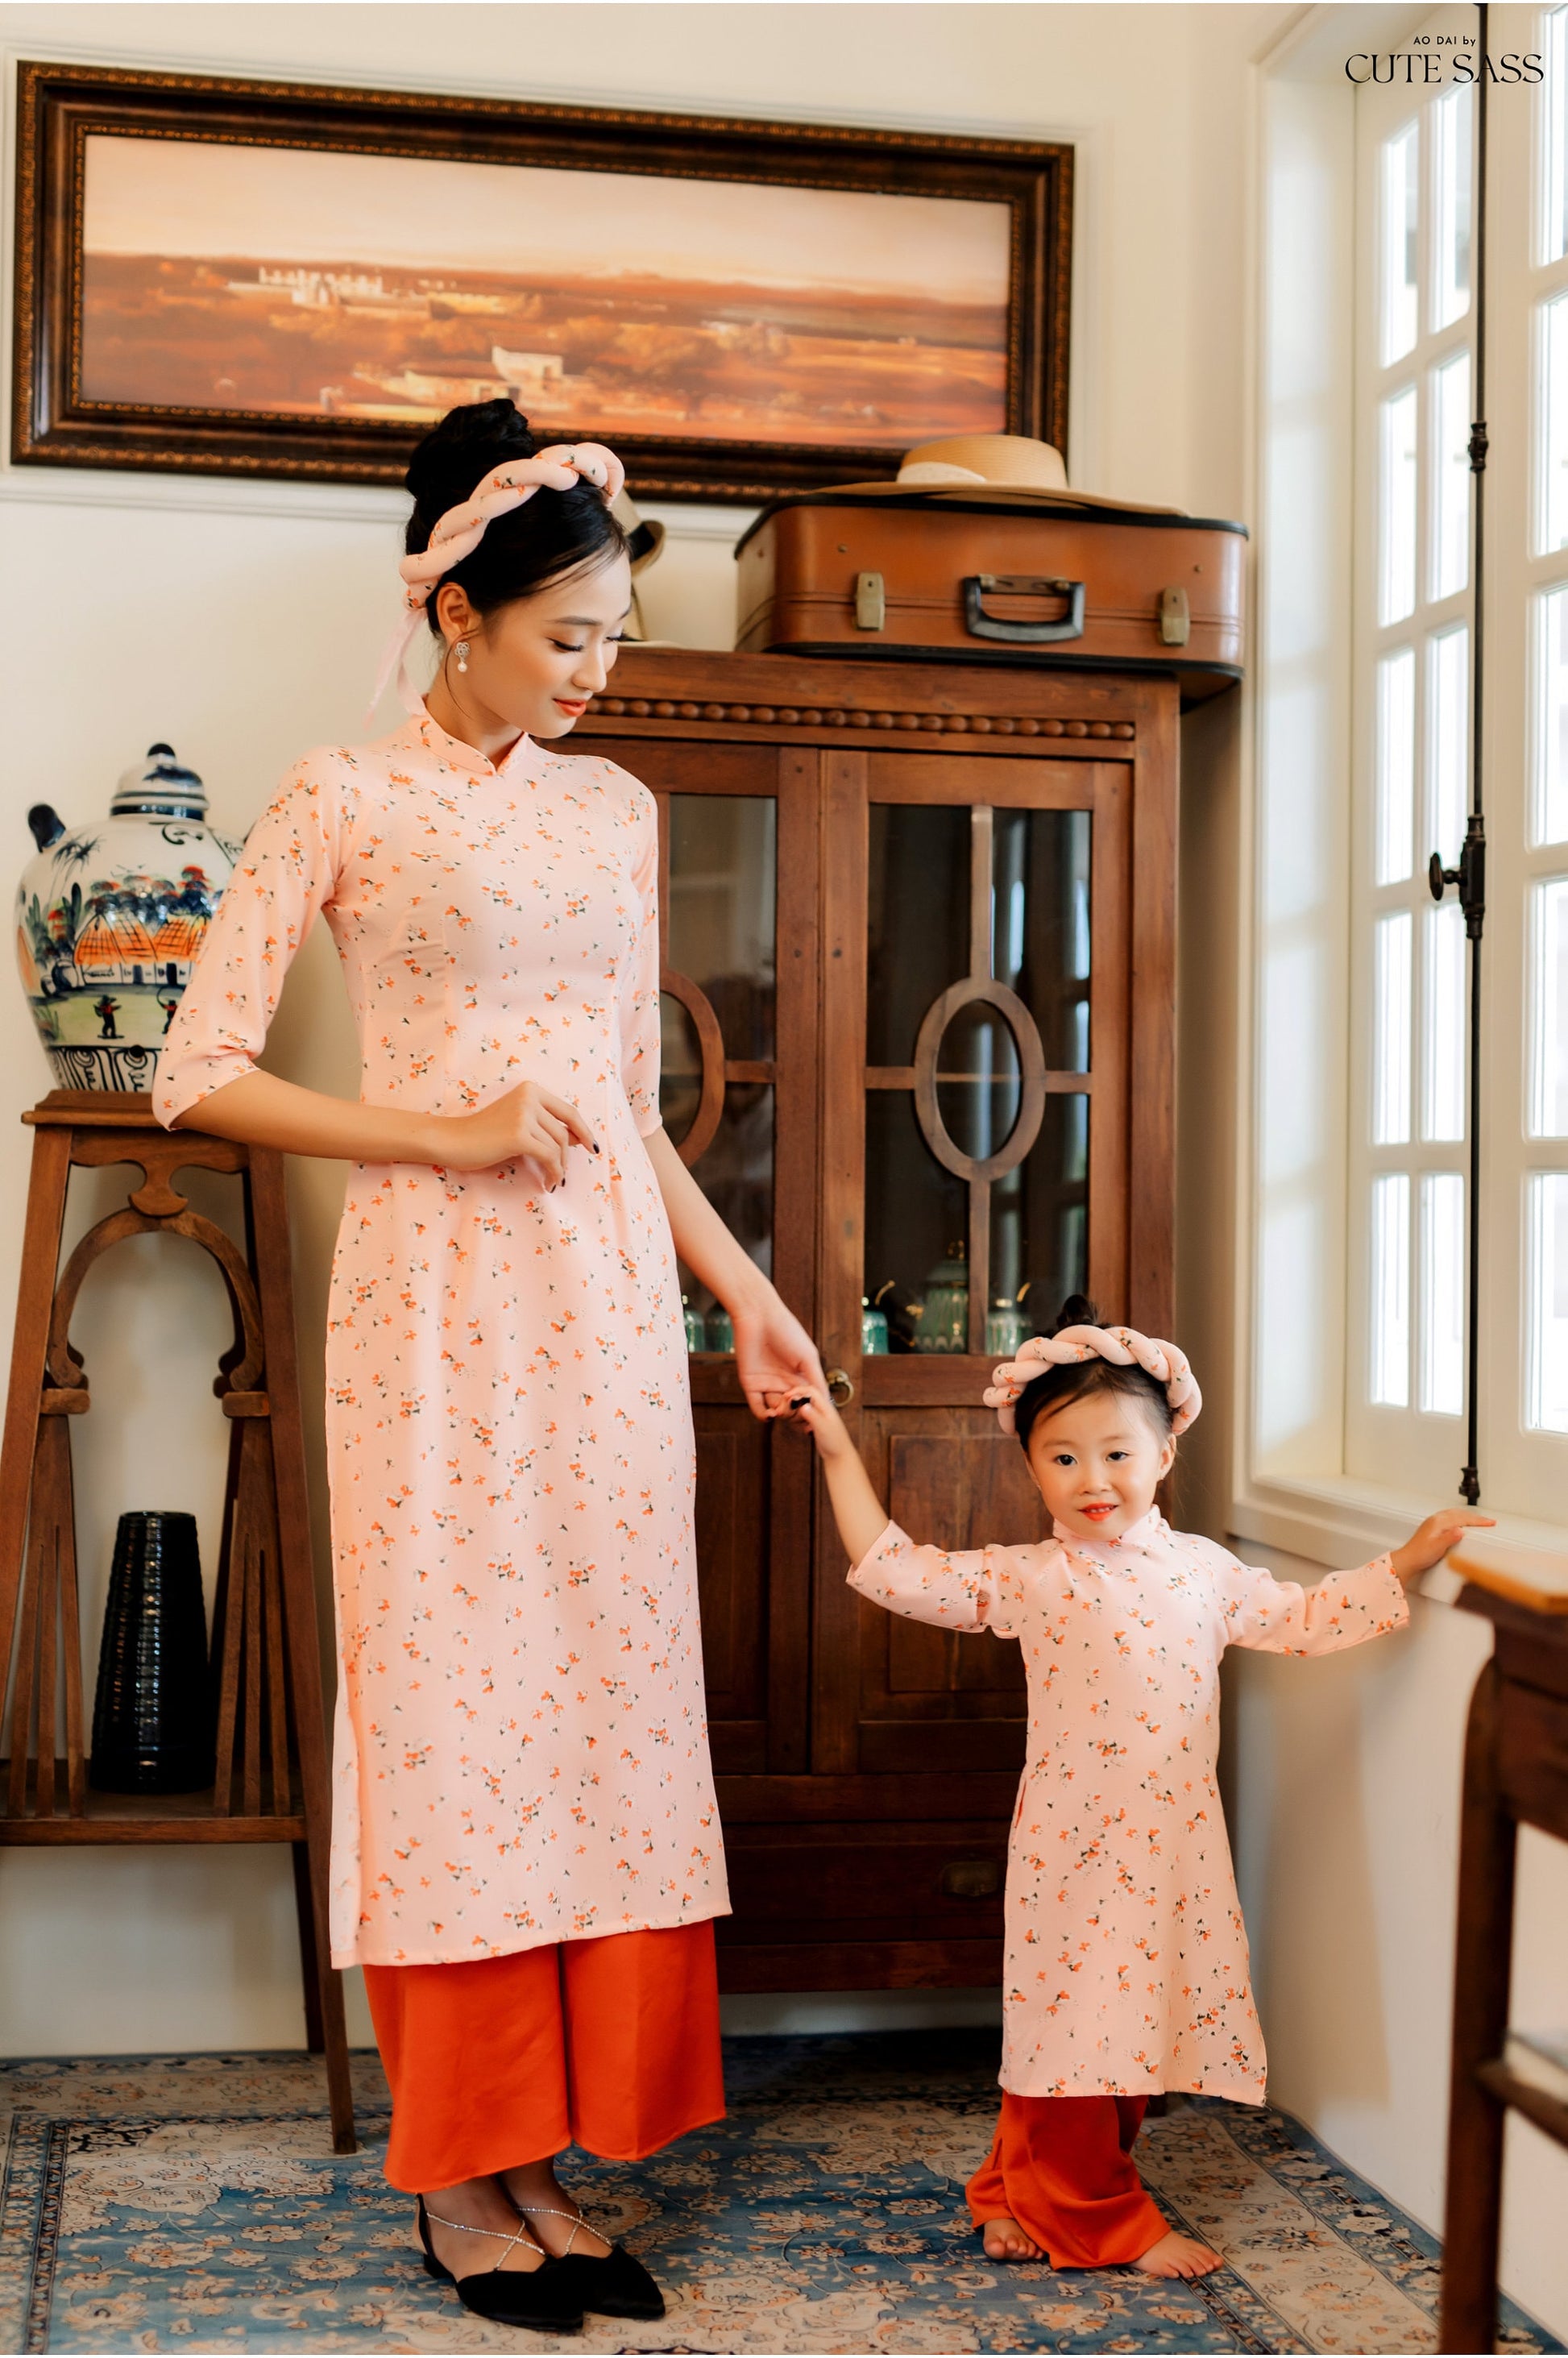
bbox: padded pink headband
[370,440,627,718]
[983,1323,1202,1437]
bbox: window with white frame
[1342,2,1568,1525]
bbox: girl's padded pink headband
[370,440,627,719]
[983,1323,1202,1437]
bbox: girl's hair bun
[404,400,536,535]
[1050,1293,1100,1335]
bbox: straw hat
[815,433,1176,516]
[895,434,1070,493]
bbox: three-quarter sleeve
[618,788,663,1138]
[1213,1549,1409,1655]
[151,757,349,1131]
[847,1519,1026,1640]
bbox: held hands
[436,1080,599,1184]
[1390,1508,1496,1584]
[783,1381,854,1459]
[732,1300,828,1422]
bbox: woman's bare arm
[642,1125,824,1414]
[172,1069,599,1185]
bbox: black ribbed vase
[89,1511,215,1794]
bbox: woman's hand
[436,1081,599,1183]
[1390,1508,1495,1584]
[732,1297,826,1422]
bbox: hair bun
[404,400,536,534]
[1050,1293,1101,1335]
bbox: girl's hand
[436,1081,599,1182]
[732,1297,826,1422]
[784,1381,855,1460]
[1390,1509,1496,1584]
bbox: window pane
[1427,625,1469,867]
[1430,351,1471,600]
[1371,1173,1412,1406]
[1420,1172,1465,1415]
[1545,4,1568,264]
[1525,1173,1568,1431]
[1433,85,1473,326]
[1373,911,1412,1144]
[1537,585,1568,845]
[1376,648,1417,882]
[1381,121,1420,363]
[1544,292,1568,554]
[1380,388,1419,624]
[1423,899,1466,1141]
[1530,877,1568,1137]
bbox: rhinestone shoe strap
[515,2202,599,2257]
[424,2208,545,2273]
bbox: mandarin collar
[1052,1505,1167,1559]
[396,704,535,779]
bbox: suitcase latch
[963,574,1085,644]
[854,571,886,632]
[1159,585,1191,646]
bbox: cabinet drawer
[722,1822,1008,1939]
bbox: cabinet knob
[825,1367,855,1405]
[940,1859,1000,1900]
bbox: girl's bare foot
[1134,2227,1225,2278]
[420,2176,548,2279]
[977,2213,1043,2261]
[496,2157,612,2259]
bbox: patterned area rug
[0,2034,1557,2356]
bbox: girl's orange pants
[363,1919,725,2192]
[965,2093,1168,2268]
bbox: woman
[154,400,823,2333]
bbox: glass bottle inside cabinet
[657,793,777,1351]
[864,800,1090,1351]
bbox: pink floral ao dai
[155,710,728,1966]
[848,1510,1407,2101]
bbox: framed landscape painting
[12,63,1072,501]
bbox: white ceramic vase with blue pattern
[15,743,241,1094]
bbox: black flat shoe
[417,2197,585,2332]
[523,2204,666,2322]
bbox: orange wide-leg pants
[965,2094,1168,2268]
[363,1920,725,2192]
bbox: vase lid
[110,743,208,822]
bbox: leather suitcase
[734,491,1246,703]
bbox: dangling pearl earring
[454,640,470,675]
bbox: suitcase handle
[963,573,1086,643]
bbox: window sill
[1227,1472,1568,1609]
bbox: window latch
[1427,813,1486,943]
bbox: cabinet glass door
[658,791,778,1351]
[865,801,1093,1355]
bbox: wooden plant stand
[0,1090,354,2153]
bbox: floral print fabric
[154,709,728,1967]
[848,1509,1408,2103]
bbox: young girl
[789,1297,1489,2280]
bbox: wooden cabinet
[578,647,1177,1991]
